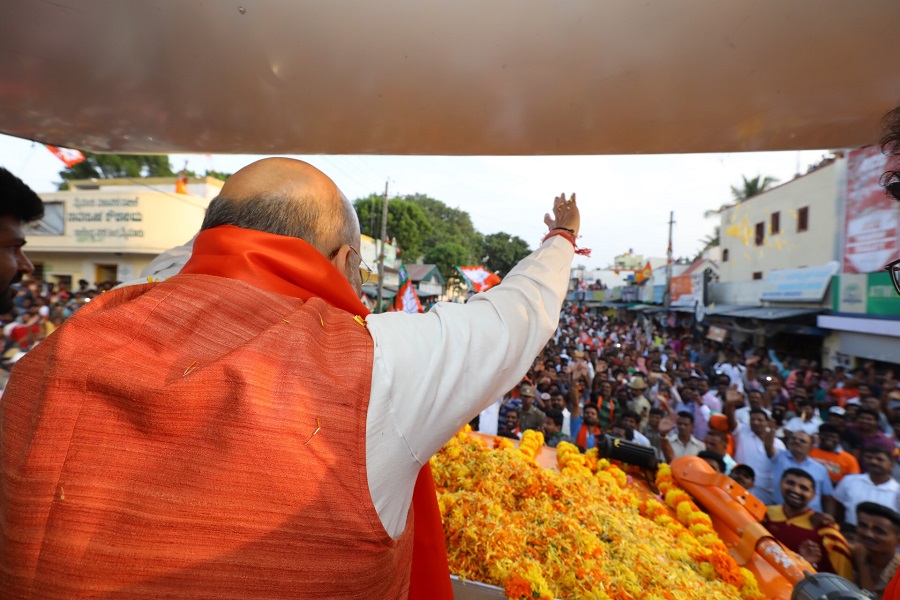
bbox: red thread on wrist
[542,230,591,257]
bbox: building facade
[27,177,221,286]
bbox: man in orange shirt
[810,423,861,485]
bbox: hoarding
[843,146,899,273]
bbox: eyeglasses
[329,244,374,285]
[885,257,900,297]
[886,180,900,202]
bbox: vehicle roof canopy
[2,1,899,155]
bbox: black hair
[544,408,564,429]
[621,409,640,422]
[880,106,900,186]
[781,467,815,491]
[649,407,665,417]
[0,167,44,223]
[731,464,755,480]
[697,450,726,474]
[748,408,768,418]
[862,445,893,460]
[857,406,881,421]
[676,411,694,424]
[818,423,841,436]
[857,501,900,533]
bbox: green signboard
[833,272,900,316]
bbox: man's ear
[330,244,351,274]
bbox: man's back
[0,275,413,599]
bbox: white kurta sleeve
[364,235,573,535]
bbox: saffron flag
[45,145,86,167]
[392,265,423,314]
[634,261,652,284]
[457,265,501,293]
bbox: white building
[27,177,220,285]
[718,159,842,285]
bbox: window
[95,264,118,284]
[24,201,64,235]
[755,222,765,246]
[797,206,809,232]
[752,272,763,280]
[31,262,44,281]
[722,248,729,262]
[771,211,780,234]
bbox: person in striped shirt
[762,468,853,579]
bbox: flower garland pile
[431,427,764,599]
[648,464,764,600]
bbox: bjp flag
[457,266,501,293]
[391,265,423,313]
[45,145,86,167]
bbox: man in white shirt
[782,399,824,437]
[726,393,785,505]
[833,446,900,531]
[734,389,772,427]
[715,352,747,393]
[660,411,706,463]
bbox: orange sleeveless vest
[0,274,414,598]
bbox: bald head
[202,158,359,255]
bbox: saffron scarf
[180,225,452,599]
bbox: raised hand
[543,193,580,237]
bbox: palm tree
[730,175,779,202]
[694,226,720,261]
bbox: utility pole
[376,179,389,313]
[664,211,675,315]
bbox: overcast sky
[0,133,832,269]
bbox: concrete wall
[718,160,842,283]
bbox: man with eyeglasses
[880,106,900,296]
[0,157,581,599]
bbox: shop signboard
[706,326,728,343]
[671,268,709,307]
[641,282,654,303]
[670,274,695,306]
[653,284,665,304]
[761,261,839,302]
[622,286,639,302]
[608,286,622,301]
[843,146,900,273]
[834,272,900,316]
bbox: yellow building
[26,177,221,286]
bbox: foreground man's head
[201,158,365,295]
[0,168,44,313]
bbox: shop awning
[705,304,754,316]
[724,307,823,320]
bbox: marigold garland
[431,428,763,599]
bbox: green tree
[424,242,471,282]
[353,195,432,261]
[730,175,779,201]
[58,152,175,189]
[405,194,482,264]
[482,232,532,276]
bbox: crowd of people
[0,278,117,373]
[476,303,900,599]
